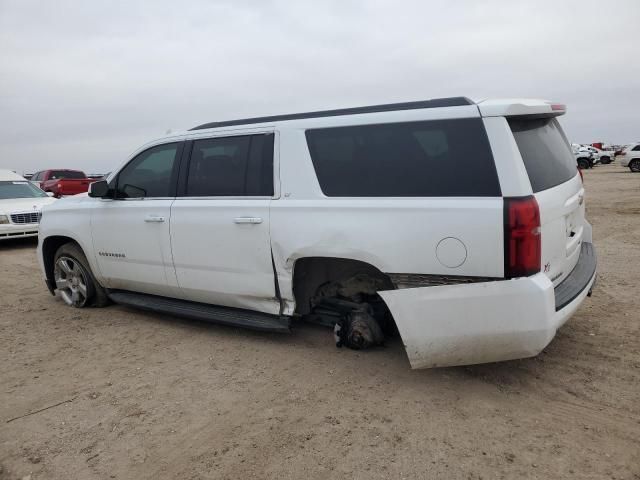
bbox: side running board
[108,291,291,333]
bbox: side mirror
[88,180,109,198]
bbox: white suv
[37,97,597,368]
[618,142,640,172]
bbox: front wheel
[630,160,640,172]
[577,159,589,170]
[54,243,109,307]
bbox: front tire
[630,159,640,172]
[54,243,109,307]
[577,159,589,170]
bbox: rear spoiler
[477,98,566,118]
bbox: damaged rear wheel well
[292,257,398,348]
[292,257,393,315]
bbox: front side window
[115,143,180,198]
[305,118,500,197]
[185,134,274,196]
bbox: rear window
[305,118,500,197]
[49,170,86,179]
[509,118,576,192]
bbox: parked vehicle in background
[583,146,607,165]
[572,144,594,169]
[617,143,640,172]
[614,145,627,157]
[30,169,94,197]
[0,170,56,240]
[37,97,596,369]
[592,146,614,164]
[585,146,601,164]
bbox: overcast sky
[1,0,638,174]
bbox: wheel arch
[290,256,394,315]
[41,235,83,293]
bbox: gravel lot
[1,164,639,480]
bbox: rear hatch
[509,117,584,286]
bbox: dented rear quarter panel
[270,124,505,314]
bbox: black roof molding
[190,96,474,130]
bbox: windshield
[49,170,86,179]
[0,181,48,199]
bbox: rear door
[169,131,279,314]
[508,117,584,286]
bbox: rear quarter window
[509,118,577,192]
[305,118,501,197]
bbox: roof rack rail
[190,96,474,130]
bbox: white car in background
[618,143,640,172]
[591,147,613,164]
[0,169,56,240]
[584,146,601,164]
[572,144,594,169]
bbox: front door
[170,132,279,314]
[91,142,183,296]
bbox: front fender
[38,198,100,284]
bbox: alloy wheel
[54,256,89,307]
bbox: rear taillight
[504,196,541,278]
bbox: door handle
[234,217,263,224]
[144,215,165,223]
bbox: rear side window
[632,145,640,151]
[49,170,85,179]
[509,118,576,192]
[305,118,500,197]
[185,134,274,196]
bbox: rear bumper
[378,242,596,369]
[554,242,596,311]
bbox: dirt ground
[1,164,639,480]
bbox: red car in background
[30,169,94,198]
